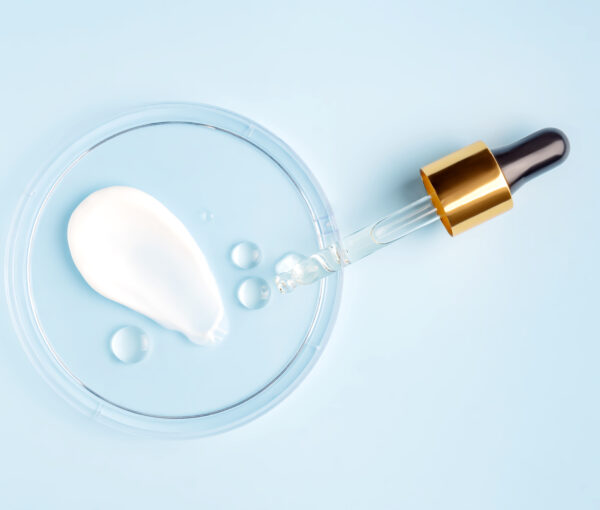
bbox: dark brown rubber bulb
[493,128,569,192]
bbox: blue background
[1,1,599,508]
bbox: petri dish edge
[5,103,343,438]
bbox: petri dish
[6,103,342,437]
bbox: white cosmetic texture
[67,186,227,345]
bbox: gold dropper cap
[420,128,569,236]
[420,141,512,236]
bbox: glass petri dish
[6,103,342,437]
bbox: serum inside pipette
[276,195,438,293]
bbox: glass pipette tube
[275,195,438,293]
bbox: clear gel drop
[274,253,303,275]
[231,241,261,270]
[237,277,271,309]
[110,326,150,364]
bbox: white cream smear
[67,186,227,345]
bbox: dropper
[276,128,569,293]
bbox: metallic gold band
[420,141,513,236]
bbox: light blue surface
[0,0,599,508]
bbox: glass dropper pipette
[275,194,438,292]
[276,128,569,294]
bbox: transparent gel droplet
[199,209,214,222]
[110,326,150,364]
[230,241,261,269]
[274,252,303,274]
[237,278,271,309]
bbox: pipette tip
[275,273,297,294]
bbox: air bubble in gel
[199,209,214,222]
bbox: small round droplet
[237,277,271,309]
[110,326,150,364]
[274,252,303,274]
[230,241,261,269]
[199,209,214,222]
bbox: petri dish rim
[5,103,342,437]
